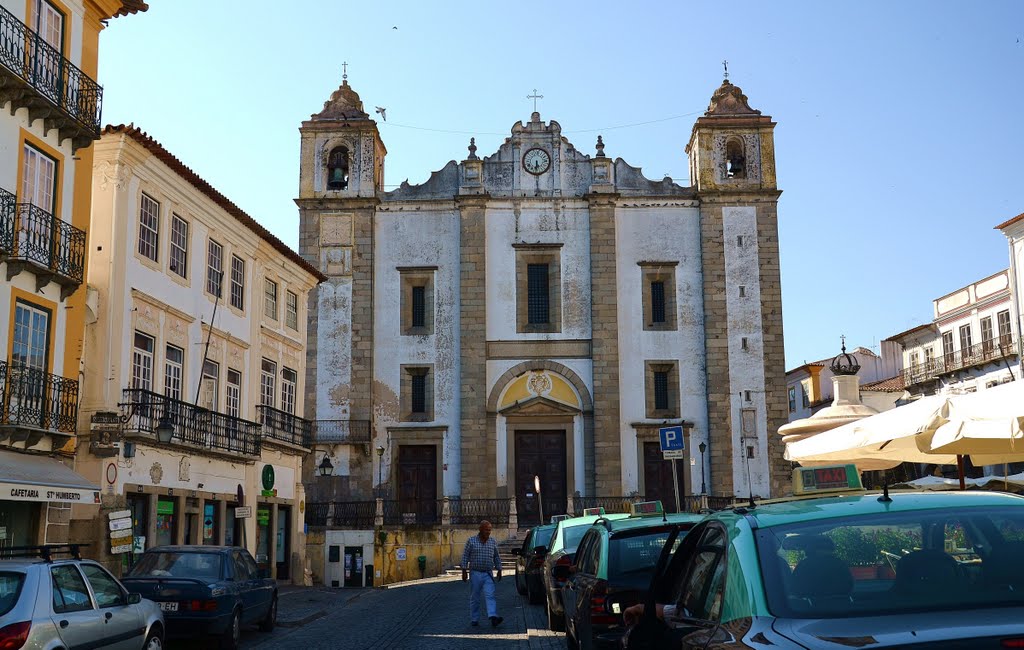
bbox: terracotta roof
[785,362,825,376]
[994,212,1024,230]
[883,323,935,342]
[860,375,906,393]
[103,124,326,283]
[113,0,148,17]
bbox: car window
[242,550,260,578]
[675,526,726,621]
[563,524,594,552]
[610,526,682,578]
[576,531,600,575]
[521,530,534,553]
[80,564,126,608]
[51,565,94,613]
[536,526,556,550]
[0,572,25,616]
[129,552,224,580]
[232,552,250,581]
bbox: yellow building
[0,0,146,549]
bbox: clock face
[523,148,551,175]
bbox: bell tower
[297,73,385,499]
[687,78,790,498]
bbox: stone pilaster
[457,197,491,497]
[349,207,376,425]
[588,194,622,495]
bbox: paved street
[229,575,565,650]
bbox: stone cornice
[130,289,196,323]
[293,197,381,210]
[696,190,783,204]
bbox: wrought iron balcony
[256,404,312,448]
[0,190,86,298]
[902,336,1018,386]
[313,419,371,444]
[0,4,103,150]
[0,360,78,442]
[120,388,261,458]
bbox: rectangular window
[30,1,64,84]
[164,345,183,401]
[650,281,665,324]
[411,372,427,414]
[226,369,241,419]
[739,286,746,298]
[286,291,298,330]
[981,316,994,352]
[653,371,669,411]
[402,365,434,421]
[200,360,219,410]
[909,351,920,367]
[230,255,245,311]
[411,285,426,328]
[527,263,549,325]
[207,240,223,297]
[12,301,50,371]
[959,324,973,353]
[924,346,934,363]
[169,215,188,277]
[998,310,1012,344]
[942,331,955,362]
[281,368,297,415]
[264,279,278,320]
[788,387,796,413]
[138,194,159,262]
[132,332,154,391]
[261,359,277,408]
[801,382,810,408]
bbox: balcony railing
[313,419,371,444]
[902,336,1017,386]
[331,501,376,527]
[256,404,312,448]
[0,192,86,295]
[448,498,510,525]
[120,388,261,457]
[0,360,78,434]
[0,4,103,148]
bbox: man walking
[461,519,503,628]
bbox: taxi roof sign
[582,507,605,516]
[792,464,863,496]
[550,514,570,523]
[628,500,664,517]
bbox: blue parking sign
[659,426,685,452]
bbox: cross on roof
[342,61,348,82]
[527,89,544,112]
[722,60,729,80]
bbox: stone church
[297,75,790,520]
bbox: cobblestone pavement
[236,575,568,649]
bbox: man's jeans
[469,570,497,622]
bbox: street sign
[108,518,132,532]
[659,426,685,452]
[111,544,133,554]
[662,449,685,460]
[108,509,131,521]
[235,506,252,519]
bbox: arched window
[725,138,746,179]
[327,146,349,190]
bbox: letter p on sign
[659,426,685,452]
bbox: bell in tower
[327,146,349,190]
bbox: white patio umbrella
[916,381,1024,459]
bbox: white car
[0,545,164,650]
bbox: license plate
[159,602,178,612]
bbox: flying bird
[375,106,387,121]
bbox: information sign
[235,506,252,519]
[658,426,685,452]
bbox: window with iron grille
[286,291,298,330]
[264,279,278,320]
[650,281,666,324]
[226,369,241,419]
[138,194,159,262]
[411,285,426,328]
[261,359,276,408]
[164,345,183,401]
[653,371,669,411]
[207,239,223,297]
[411,371,427,414]
[230,256,245,310]
[527,263,549,324]
[282,368,297,415]
[169,215,188,277]
[132,332,154,391]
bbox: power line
[378,108,704,137]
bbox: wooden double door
[643,441,687,511]
[515,430,567,525]
[397,445,438,523]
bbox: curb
[381,574,461,589]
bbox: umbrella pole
[957,455,966,491]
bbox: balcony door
[7,301,51,427]
[29,0,64,92]
[18,144,56,263]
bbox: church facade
[298,77,790,517]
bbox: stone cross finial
[722,60,729,81]
[596,135,605,158]
[467,137,478,160]
[840,334,847,353]
[527,89,544,112]
[342,61,348,82]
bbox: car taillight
[590,585,616,625]
[189,599,219,611]
[0,621,31,650]
[554,556,572,585]
[1002,640,1024,649]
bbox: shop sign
[261,465,276,497]
[108,518,132,532]
[257,508,270,525]
[234,506,252,519]
[156,500,175,515]
[0,481,100,504]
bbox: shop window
[155,497,176,547]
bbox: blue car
[122,546,277,649]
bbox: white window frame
[200,360,219,411]
[226,368,241,419]
[21,143,56,213]
[164,344,183,401]
[260,358,277,408]
[169,214,188,278]
[207,239,223,297]
[281,367,297,415]
[132,332,155,392]
[264,279,278,321]
[12,301,50,371]
[138,194,160,262]
[230,255,245,311]
[285,291,298,330]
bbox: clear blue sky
[98,1,1024,369]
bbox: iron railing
[120,388,261,457]
[332,501,377,528]
[0,4,102,134]
[383,499,440,525]
[256,404,312,448]
[1,199,86,286]
[0,360,78,433]
[902,336,1017,386]
[571,496,643,516]
[313,419,371,444]
[449,498,510,525]
[305,502,330,527]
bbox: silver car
[0,552,163,650]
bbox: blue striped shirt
[462,534,500,572]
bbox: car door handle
[59,620,69,628]
[105,611,113,620]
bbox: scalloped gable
[382,160,461,201]
[614,159,695,197]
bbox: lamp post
[376,445,386,496]
[698,442,707,495]
[318,454,334,478]
[155,414,175,444]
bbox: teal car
[623,487,1024,649]
[560,502,704,650]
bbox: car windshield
[755,505,1024,619]
[610,526,687,587]
[534,526,556,550]
[0,572,25,616]
[129,552,224,581]
[563,523,596,551]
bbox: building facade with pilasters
[300,77,791,522]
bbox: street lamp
[318,454,334,478]
[698,442,707,495]
[376,445,386,495]
[155,414,175,444]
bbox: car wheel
[143,628,163,650]
[547,598,565,632]
[515,568,526,595]
[259,595,277,632]
[220,608,242,650]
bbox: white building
[785,342,902,423]
[996,212,1024,377]
[73,125,324,580]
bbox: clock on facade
[522,148,551,175]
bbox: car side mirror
[533,546,547,556]
[127,593,142,605]
[552,565,572,581]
